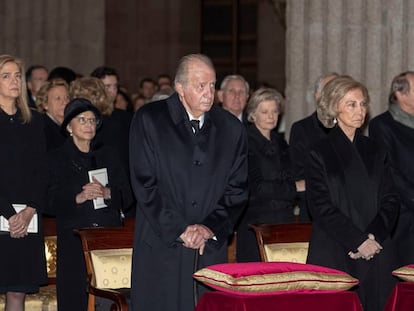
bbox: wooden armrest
[88,285,129,311]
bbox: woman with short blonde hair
[237,87,298,262]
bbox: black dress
[236,124,297,262]
[47,139,133,311]
[306,126,400,311]
[0,109,48,292]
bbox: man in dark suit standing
[129,54,248,311]
[289,72,338,220]
[26,65,48,109]
[217,74,250,126]
[370,71,414,266]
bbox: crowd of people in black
[0,53,412,311]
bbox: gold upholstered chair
[74,218,135,311]
[249,223,312,263]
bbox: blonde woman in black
[0,55,48,311]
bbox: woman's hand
[8,206,36,238]
[76,177,111,204]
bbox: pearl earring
[333,118,337,125]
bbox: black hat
[61,98,102,133]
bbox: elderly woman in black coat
[305,76,400,311]
[47,98,133,311]
[36,78,70,151]
[236,88,298,262]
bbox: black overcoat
[42,113,66,152]
[289,112,330,220]
[370,111,414,265]
[0,110,48,289]
[306,126,400,311]
[129,93,248,311]
[95,108,132,175]
[47,139,133,311]
[289,112,330,181]
[237,124,297,262]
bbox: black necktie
[190,119,200,135]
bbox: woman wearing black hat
[47,98,133,311]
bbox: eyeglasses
[75,116,100,125]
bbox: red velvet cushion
[193,262,358,295]
[393,264,414,282]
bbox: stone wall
[0,0,105,76]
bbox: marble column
[285,0,414,138]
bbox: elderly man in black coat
[370,71,414,266]
[129,54,248,311]
[289,72,338,220]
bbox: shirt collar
[187,111,205,128]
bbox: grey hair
[317,75,369,128]
[174,54,215,88]
[314,72,340,98]
[246,88,283,123]
[220,75,250,94]
[388,71,414,105]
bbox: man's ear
[175,82,184,97]
[217,90,224,103]
[395,90,404,101]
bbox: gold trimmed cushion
[392,264,414,282]
[90,248,132,289]
[264,242,309,263]
[193,262,359,295]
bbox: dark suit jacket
[306,126,400,311]
[289,112,330,220]
[130,93,248,311]
[370,110,414,265]
[369,111,414,209]
[27,89,36,109]
[289,111,330,181]
[43,114,66,151]
[95,108,132,175]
